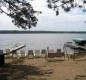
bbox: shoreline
[1,56,86,80]
[0,30,86,34]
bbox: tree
[0,0,42,29]
[0,0,86,29]
[47,0,86,16]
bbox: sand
[0,56,86,80]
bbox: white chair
[56,49,61,53]
[19,50,26,59]
[34,50,41,58]
[27,50,34,59]
[5,49,11,59]
[11,51,19,59]
[48,49,54,53]
[41,49,47,58]
[46,47,55,61]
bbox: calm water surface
[0,33,86,51]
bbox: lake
[0,33,86,52]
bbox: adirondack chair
[41,49,47,58]
[27,50,34,59]
[5,49,12,59]
[34,50,41,58]
[19,50,26,59]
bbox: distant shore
[0,30,86,34]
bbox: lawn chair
[11,50,18,59]
[34,50,41,58]
[5,49,11,59]
[19,50,26,59]
[47,49,55,57]
[41,49,47,58]
[27,50,34,59]
[46,47,55,60]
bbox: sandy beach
[0,56,86,80]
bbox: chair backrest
[48,49,54,53]
[28,50,33,54]
[56,49,61,53]
[20,50,25,58]
[41,49,47,54]
[5,49,12,58]
[27,50,34,59]
[5,49,10,53]
[34,50,41,58]
[41,49,47,58]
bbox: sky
[0,0,86,31]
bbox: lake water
[0,33,86,52]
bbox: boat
[73,38,86,46]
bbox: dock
[0,44,26,65]
[10,44,26,53]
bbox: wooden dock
[0,44,26,65]
[10,44,26,53]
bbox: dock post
[0,50,5,65]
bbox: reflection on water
[0,33,86,51]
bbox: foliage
[47,0,86,16]
[0,0,86,29]
[0,0,42,29]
